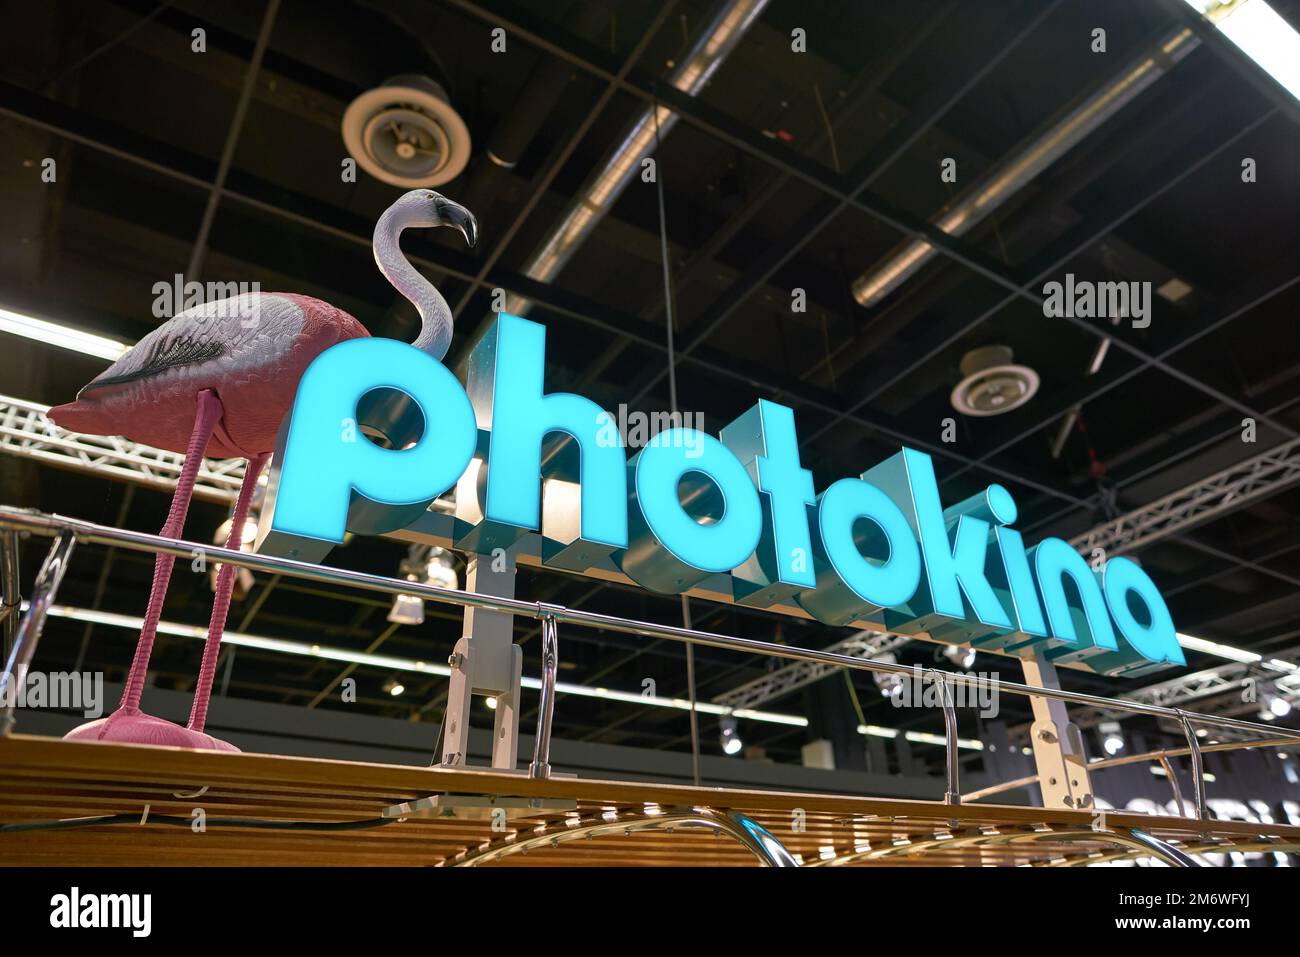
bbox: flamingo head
[393,189,478,248]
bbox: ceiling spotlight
[942,645,976,669]
[485,696,498,710]
[950,345,1039,417]
[1266,694,1292,718]
[214,517,259,548]
[720,716,743,756]
[424,547,459,591]
[387,546,459,625]
[383,679,405,697]
[387,593,425,626]
[871,651,905,699]
[1099,720,1124,756]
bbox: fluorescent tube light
[1177,632,1261,664]
[34,604,808,728]
[1184,0,1300,100]
[857,724,984,751]
[24,614,1284,738]
[0,306,130,361]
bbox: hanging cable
[652,84,703,787]
[1,813,395,834]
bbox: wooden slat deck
[1,736,1295,866]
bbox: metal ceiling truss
[709,449,1300,713]
[0,82,1079,507]
[1008,646,1300,743]
[0,0,1290,520]
[712,630,913,711]
[1070,438,1300,557]
[0,394,246,504]
[3,57,1289,534]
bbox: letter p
[261,338,476,559]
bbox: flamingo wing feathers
[48,292,368,457]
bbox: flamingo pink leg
[118,389,223,714]
[187,452,268,734]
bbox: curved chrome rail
[810,825,1201,868]
[447,808,798,867]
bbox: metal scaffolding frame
[712,630,913,712]
[1010,644,1300,742]
[1071,438,1300,557]
[0,394,247,504]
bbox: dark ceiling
[2,0,1299,775]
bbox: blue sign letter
[622,430,762,593]
[267,338,477,556]
[720,400,817,607]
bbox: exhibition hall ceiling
[1,0,1298,764]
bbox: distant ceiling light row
[36,604,806,729]
[30,605,1290,747]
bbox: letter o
[622,430,762,593]
[818,477,921,609]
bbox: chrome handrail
[961,736,1298,802]
[2,505,1298,808]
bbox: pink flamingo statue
[49,189,477,751]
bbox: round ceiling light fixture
[950,345,1039,417]
[341,74,471,188]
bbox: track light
[383,679,405,697]
[720,716,743,756]
[387,545,458,625]
[872,651,905,699]
[209,516,260,600]
[485,696,498,710]
[386,593,425,626]
[1266,694,1292,718]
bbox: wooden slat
[1,736,1294,867]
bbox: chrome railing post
[1177,709,1209,821]
[929,669,960,805]
[1159,755,1187,817]
[528,609,559,780]
[1,529,19,660]
[0,529,76,735]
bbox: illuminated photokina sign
[259,313,1184,678]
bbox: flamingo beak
[435,197,478,248]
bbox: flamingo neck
[373,204,453,361]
